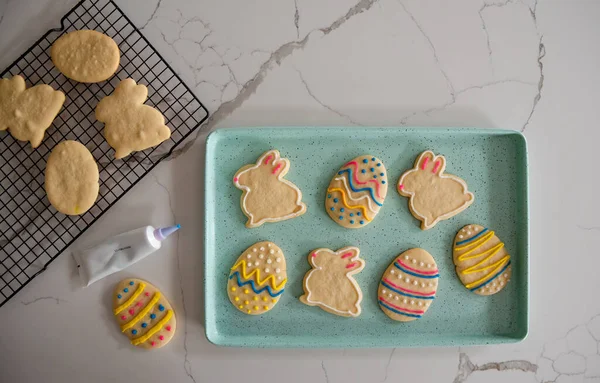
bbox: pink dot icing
[144,292,150,297]
[128,308,135,315]
[233,177,238,182]
[311,252,317,258]
[159,335,164,340]
[121,315,126,320]
[166,326,171,331]
[151,341,155,346]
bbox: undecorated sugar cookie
[326,155,388,228]
[233,150,307,228]
[45,140,99,215]
[227,241,287,315]
[0,75,65,148]
[113,279,176,349]
[300,246,365,317]
[453,224,512,295]
[51,30,120,83]
[95,79,171,159]
[378,248,439,322]
[398,150,474,230]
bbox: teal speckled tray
[204,127,529,348]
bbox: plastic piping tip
[154,224,181,241]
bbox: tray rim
[204,126,529,348]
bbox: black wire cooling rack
[0,0,209,306]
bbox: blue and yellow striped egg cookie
[453,224,512,295]
[326,155,388,228]
[228,241,287,315]
[113,279,176,349]
[378,248,439,322]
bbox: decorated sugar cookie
[233,150,307,228]
[227,241,287,315]
[398,150,474,230]
[300,246,365,317]
[378,249,439,322]
[325,155,388,228]
[453,224,511,295]
[113,279,176,349]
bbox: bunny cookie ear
[258,149,281,166]
[416,151,435,171]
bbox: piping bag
[72,224,180,286]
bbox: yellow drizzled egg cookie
[113,279,176,349]
[227,241,287,315]
[453,224,511,295]
[326,155,388,228]
[377,248,439,322]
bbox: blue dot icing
[382,180,386,184]
[340,208,345,212]
[330,207,335,211]
[123,288,129,293]
[380,173,384,176]
[363,159,368,163]
[333,198,338,203]
[158,304,165,311]
[328,194,331,198]
[361,169,366,173]
[350,220,354,224]
[373,175,377,178]
[360,220,365,224]
[339,216,343,220]
[141,323,147,328]
[132,329,137,335]
[371,157,375,161]
[370,168,375,172]
[377,163,381,167]
[150,313,156,319]
[357,212,361,216]
[117,294,122,299]
[350,213,354,217]
[129,281,134,286]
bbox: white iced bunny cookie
[300,246,365,317]
[398,150,474,230]
[233,150,307,228]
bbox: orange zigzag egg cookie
[453,224,512,295]
[378,248,439,322]
[326,155,388,228]
[113,279,176,349]
[227,241,287,315]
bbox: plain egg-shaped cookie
[51,30,120,83]
[325,155,388,228]
[44,140,99,215]
[378,248,439,322]
[227,241,287,315]
[453,224,512,295]
[113,279,176,349]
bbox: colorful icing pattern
[300,246,365,317]
[453,224,512,296]
[227,241,287,315]
[397,150,474,230]
[112,279,176,349]
[378,248,439,322]
[233,149,307,228]
[326,155,388,228]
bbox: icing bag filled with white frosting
[72,224,180,286]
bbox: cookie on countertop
[378,248,439,322]
[51,30,120,83]
[0,75,65,148]
[95,78,171,159]
[300,246,365,317]
[45,140,99,215]
[227,241,287,315]
[453,224,512,295]
[233,150,307,228]
[398,150,474,230]
[113,279,176,349]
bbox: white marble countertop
[1,0,600,382]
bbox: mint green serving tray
[204,127,529,348]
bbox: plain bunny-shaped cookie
[233,149,307,228]
[300,247,365,317]
[95,78,171,159]
[0,75,65,148]
[398,150,474,230]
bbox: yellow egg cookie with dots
[113,279,176,349]
[453,224,512,295]
[227,241,287,315]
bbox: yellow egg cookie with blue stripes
[326,155,388,228]
[453,224,512,295]
[113,279,176,349]
[227,241,287,315]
